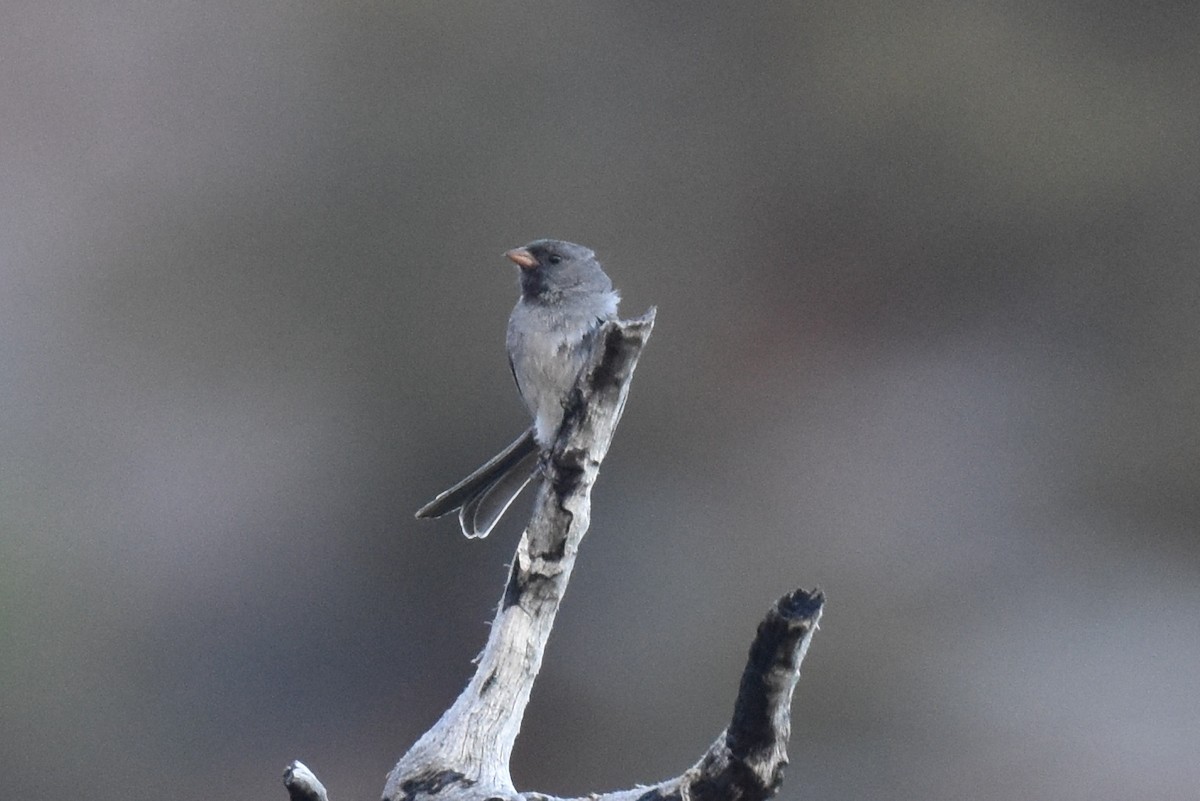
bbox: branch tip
[284,761,329,801]
[776,587,824,622]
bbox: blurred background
[3,2,1198,799]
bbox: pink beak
[505,248,538,269]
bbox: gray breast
[507,291,618,445]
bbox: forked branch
[283,308,825,801]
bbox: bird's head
[506,239,610,300]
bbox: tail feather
[458,447,538,538]
[415,429,540,538]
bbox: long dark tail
[415,429,539,538]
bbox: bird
[415,239,621,538]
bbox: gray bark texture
[283,308,826,801]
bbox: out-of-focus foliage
[2,3,1197,800]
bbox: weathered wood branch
[383,308,657,800]
[283,307,825,801]
[525,588,824,801]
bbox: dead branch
[283,308,825,801]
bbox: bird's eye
[547,254,563,265]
